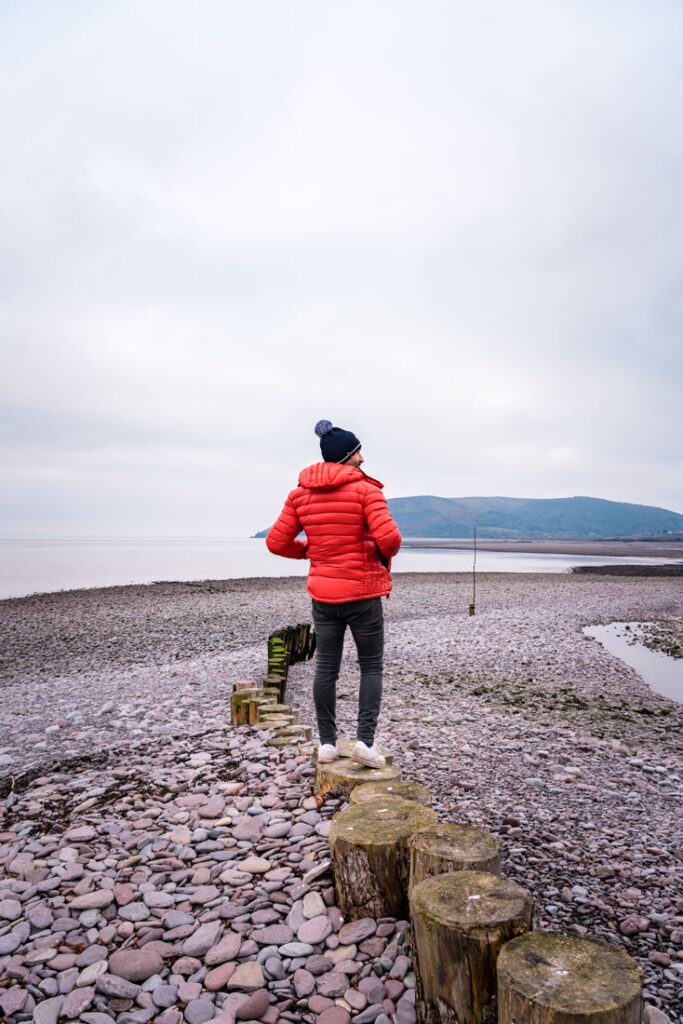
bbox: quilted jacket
[266,462,402,603]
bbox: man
[266,420,402,767]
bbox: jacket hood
[298,462,384,491]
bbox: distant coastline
[400,537,683,559]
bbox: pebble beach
[1,572,682,1024]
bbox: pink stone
[308,995,335,1013]
[47,954,78,971]
[64,826,96,842]
[189,885,220,905]
[227,961,266,991]
[177,981,202,1002]
[109,948,164,982]
[316,972,348,999]
[69,890,114,910]
[0,988,28,1015]
[113,883,136,906]
[205,931,241,965]
[318,1008,351,1024]
[338,918,376,945]
[235,989,270,1021]
[173,956,202,975]
[297,915,331,944]
[61,987,95,1019]
[205,961,236,991]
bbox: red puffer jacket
[266,462,402,603]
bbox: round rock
[109,948,164,983]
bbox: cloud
[1,0,682,537]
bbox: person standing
[266,420,402,767]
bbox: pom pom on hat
[314,420,362,463]
[314,419,334,438]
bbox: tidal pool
[583,621,683,703]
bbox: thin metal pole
[469,523,476,615]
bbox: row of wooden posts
[231,626,644,1024]
[262,623,316,703]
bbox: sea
[0,536,676,601]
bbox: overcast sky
[1,0,682,537]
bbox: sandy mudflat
[1,572,682,1020]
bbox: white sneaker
[317,743,339,763]
[351,741,386,769]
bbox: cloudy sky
[1,0,682,537]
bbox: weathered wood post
[410,870,534,1024]
[231,688,267,725]
[247,695,278,725]
[315,757,401,800]
[497,932,643,1024]
[258,703,300,725]
[350,780,432,807]
[408,823,500,896]
[329,796,437,919]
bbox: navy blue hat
[315,420,361,463]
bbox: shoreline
[402,537,683,559]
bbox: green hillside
[256,495,683,539]
[385,495,683,539]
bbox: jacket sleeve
[266,490,308,560]
[363,487,402,559]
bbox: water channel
[583,622,683,703]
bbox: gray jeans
[311,597,384,747]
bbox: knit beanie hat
[314,420,362,464]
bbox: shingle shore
[1,572,682,1023]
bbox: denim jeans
[311,597,384,747]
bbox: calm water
[0,536,677,601]
[584,622,682,703]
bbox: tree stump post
[258,703,300,724]
[247,696,277,725]
[253,715,291,731]
[315,757,401,800]
[497,932,643,1024]
[408,823,500,897]
[329,796,437,919]
[350,780,432,807]
[410,870,534,1024]
[230,688,264,725]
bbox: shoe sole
[351,753,386,769]
[317,754,339,764]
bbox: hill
[255,495,683,540]
[384,495,683,539]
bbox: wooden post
[257,703,299,722]
[247,696,277,725]
[497,932,642,1024]
[410,870,534,1024]
[315,757,401,800]
[329,796,437,920]
[408,823,500,897]
[230,688,264,725]
[253,715,291,731]
[350,780,432,807]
